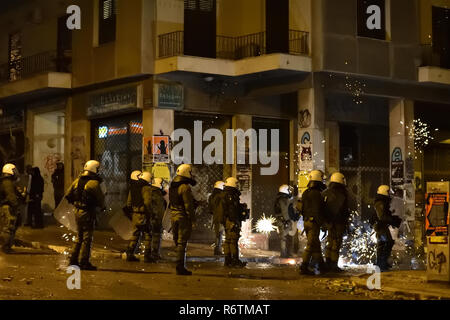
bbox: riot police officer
[147,177,167,263]
[373,185,402,272]
[169,164,197,276]
[0,164,23,253]
[126,171,153,263]
[65,160,105,270]
[323,172,350,272]
[209,181,225,256]
[222,177,249,268]
[298,170,327,275]
[274,184,295,258]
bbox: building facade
[0,0,449,251]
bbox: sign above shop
[88,86,138,118]
[154,83,184,110]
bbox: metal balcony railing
[420,44,450,69]
[0,50,72,83]
[158,30,309,60]
[158,31,184,58]
[289,29,309,56]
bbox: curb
[349,276,450,300]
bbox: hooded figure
[65,160,105,270]
[169,164,197,276]
[209,181,225,256]
[0,164,23,253]
[27,167,44,229]
[51,162,65,208]
[372,185,402,272]
[298,170,327,275]
[126,171,153,263]
[322,172,350,272]
[221,177,250,268]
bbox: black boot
[79,262,97,271]
[231,254,247,268]
[175,245,192,276]
[299,262,314,275]
[224,255,232,267]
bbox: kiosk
[426,182,450,282]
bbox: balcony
[158,30,309,59]
[0,50,72,101]
[418,44,450,86]
[156,30,311,77]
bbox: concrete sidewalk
[14,224,282,262]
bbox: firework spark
[255,215,279,234]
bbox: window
[184,0,214,12]
[8,32,22,81]
[357,0,386,40]
[99,0,116,45]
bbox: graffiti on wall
[428,249,447,274]
[71,136,86,178]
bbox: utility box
[426,182,450,282]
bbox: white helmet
[377,185,391,196]
[152,177,164,189]
[140,172,152,183]
[214,181,225,190]
[2,163,17,176]
[308,170,324,182]
[176,164,193,179]
[330,172,346,185]
[84,160,100,174]
[279,184,291,195]
[131,170,142,181]
[225,177,239,189]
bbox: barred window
[99,0,116,44]
[184,0,214,12]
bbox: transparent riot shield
[54,197,77,232]
[162,206,172,232]
[106,201,134,241]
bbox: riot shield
[106,201,134,241]
[162,206,172,232]
[54,197,77,232]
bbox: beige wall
[419,0,450,44]
[72,0,146,88]
[0,0,73,65]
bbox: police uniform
[274,192,295,258]
[169,175,196,275]
[209,187,224,255]
[299,180,326,274]
[0,174,22,253]
[148,185,167,262]
[373,194,400,271]
[126,178,152,262]
[323,182,350,271]
[66,171,105,269]
[221,186,249,267]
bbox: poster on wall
[299,131,313,172]
[144,136,170,163]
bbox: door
[184,0,216,58]
[432,6,450,69]
[266,0,289,54]
[57,15,72,72]
[92,114,143,227]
